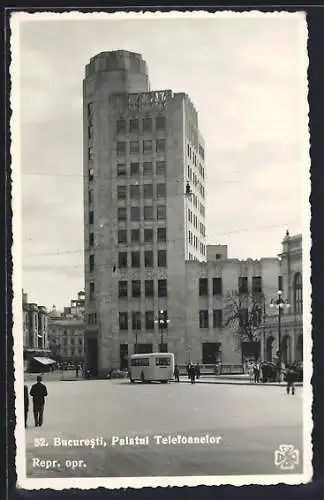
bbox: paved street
[25,379,303,478]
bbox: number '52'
[34,438,47,447]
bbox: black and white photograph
[11,10,311,489]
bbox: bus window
[131,358,149,367]
[155,357,171,366]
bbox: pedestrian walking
[189,364,196,384]
[76,364,79,378]
[253,363,260,383]
[187,362,191,380]
[30,376,48,427]
[248,362,254,383]
[195,363,201,380]
[174,364,180,382]
[286,366,296,395]
[24,385,29,427]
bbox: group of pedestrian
[24,375,48,428]
[186,362,201,384]
[247,360,297,395]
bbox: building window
[129,118,139,133]
[89,254,94,272]
[88,190,92,204]
[238,277,248,294]
[143,117,152,133]
[143,162,153,176]
[239,308,248,327]
[89,211,94,225]
[118,252,128,268]
[118,229,127,244]
[88,147,94,161]
[199,310,209,328]
[213,309,223,328]
[132,280,141,298]
[144,206,153,220]
[131,252,141,268]
[157,205,166,220]
[88,168,94,182]
[156,161,166,176]
[118,207,127,221]
[144,228,153,242]
[156,139,166,153]
[145,280,154,297]
[156,183,166,198]
[215,253,221,260]
[117,141,127,156]
[278,275,283,291]
[252,276,262,294]
[116,119,126,134]
[294,273,303,314]
[117,163,127,176]
[144,250,154,268]
[130,162,139,176]
[118,281,128,298]
[117,185,127,200]
[89,282,95,301]
[119,312,128,330]
[131,229,140,243]
[131,207,140,221]
[158,279,167,297]
[130,141,140,155]
[145,311,155,330]
[130,185,140,199]
[157,227,167,242]
[158,250,167,267]
[156,116,166,131]
[89,233,94,247]
[144,184,153,199]
[213,278,222,295]
[143,140,153,154]
[199,278,208,296]
[132,312,141,330]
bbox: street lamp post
[154,310,170,352]
[134,331,138,354]
[270,290,290,381]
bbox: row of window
[198,277,263,296]
[188,209,206,236]
[119,310,168,331]
[116,139,166,157]
[118,227,167,244]
[188,163,205,183]
[116,116,166,135]
[187,166,205,197]
[117,205,167,222]
[118,249,167,269]
[59,338,83,346]
[116,161,166,177]
[187,143,205,163]
[199,309,223,328]
[117,183,166,200]
[58,347,83,356]
[189,231,205,255]
[119,279,167,298]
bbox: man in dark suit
[24,385,29,427]
[30,376,48,427]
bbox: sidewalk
[176,375,303,387]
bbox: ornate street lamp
[270,290,290,381]
[154,310,170,352]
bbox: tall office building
[83,50,207,375]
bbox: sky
[14,11,309,310]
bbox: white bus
[129,353,175,383]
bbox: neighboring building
[22,290,51,372]
[83,50,207,375]
[48,292,85,364]
[82,50,304,375]
[262,231,303,364]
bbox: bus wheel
[141,371,145,383]
[130,379,134,384]
[161,380,168,384]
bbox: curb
[174,380,303,387]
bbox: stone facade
[22,290,50,371]
[48,292,85,363]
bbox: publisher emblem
[274,445,300,470]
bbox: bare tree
[224,290,265,361]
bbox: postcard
[10,10,312,490]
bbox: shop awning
[32,357,56,365]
